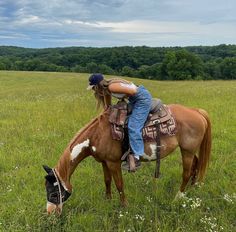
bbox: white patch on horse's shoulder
[142,144,157,161]
[71,139,90,160]
[92,146,96,152]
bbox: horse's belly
[142,136,178,161]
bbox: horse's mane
[69,108,110,151]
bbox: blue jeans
[128,86,152,158]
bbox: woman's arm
[108,83,137,96]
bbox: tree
[160,50,204,80]
[98,64,115,75]
[86,62,99,73]
[121,66,135,77]
[220,58,236,79]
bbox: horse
[43,103,211,215]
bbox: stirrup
[121,149,131,161]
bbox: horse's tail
[197,109,212,181]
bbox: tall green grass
[0,71,235,232]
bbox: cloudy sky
[0,0,235,48]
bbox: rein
[52,168,63,206]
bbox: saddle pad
[110,105,177,142]
[142,106,177,141]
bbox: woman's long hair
[93,78,131,110]
[93,79,112,110]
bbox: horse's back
[168,104,208,127]
[168,104,209,150]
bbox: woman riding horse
[87,73,152,171]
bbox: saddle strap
[154,122,161,178]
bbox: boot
[121,154,141,172]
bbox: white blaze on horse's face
[71,139,90,161]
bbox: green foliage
[220,57,236,80]
[0,45,236,80]
[160,50,203,80]
[0,71,236,231]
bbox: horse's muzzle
[46,202,63,215]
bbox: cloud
[0,0,236,47]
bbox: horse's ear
[43,165,52,174]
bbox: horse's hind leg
[175,149,194,200]
[180,150,195,192]
[190,155,198,185]
[102,162,112,199]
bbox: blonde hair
[93,79,111,110]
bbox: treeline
[0,44,236,80]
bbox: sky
[0,0,236,48]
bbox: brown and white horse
[43,104,211,214]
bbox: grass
[0,71,235,232]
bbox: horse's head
[43,165,71,215]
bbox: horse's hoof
[105,194,112,200]
[173,190,186,202]
[121,200,128,207]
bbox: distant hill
[0,45,236,80]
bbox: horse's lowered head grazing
[43,165,71,215]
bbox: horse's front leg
[102,162,112,199]
[106,160,127,207]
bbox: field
[0,71,235,232]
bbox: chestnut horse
[43,104,211,214]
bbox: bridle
[47,168,71,205]
[52,169,63,205]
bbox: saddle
[109,99,177,142]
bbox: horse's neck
[54,111,110,191]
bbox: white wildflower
[7,185,12,192]
[134,214,145,222]
[190,197,202,209]
[181,196,201,209]
[223,193,234,203]
[146,196,153,202]
[118,211,124,218]
[200,215,223,232]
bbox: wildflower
[134,214,145,221]
[146,196,153,202]
[7,185,12,192]
[190,197,202,209]
[118,211,124,218]
[181,196,201,209]
[200,215,223,232]
[223,193,234,203]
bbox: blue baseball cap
[87,74,104,90]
